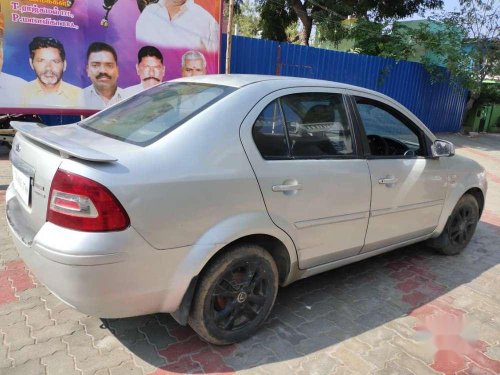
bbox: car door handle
[378,177,399,185]
[272,183,303,192]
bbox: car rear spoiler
[11,122,118,162]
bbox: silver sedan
[6,75,487,345]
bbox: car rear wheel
[188,244,278,345]
[429,194,479,255]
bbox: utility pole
[225,0,235,74]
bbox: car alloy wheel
[428,194,480,256]
[188,244,278,345]
[211,260,270,331]
[448,204,477,247]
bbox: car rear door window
[281,93,354,158]
[252,100,290,159]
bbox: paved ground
[0,133,499,375]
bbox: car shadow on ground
[101,219,500,373]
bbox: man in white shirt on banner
[0,14,26,107]
[83,42,124,109]
[136,0,219,53]
[123,45,165,98]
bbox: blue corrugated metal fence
[221,35,467,133]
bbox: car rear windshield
[79,82,235,146]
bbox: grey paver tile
[33,321,83,343]
[1,358,45,375]
[63,331,100,362]
[296,352,342,375]
[41,350,80,375]
[9,337,66,365]
[395,352,439,375]
[0,297,41,316]
[126,339,166,374]
[74,348,130,374]
[2,320,35,351]
[109,360,144,375]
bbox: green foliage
[411,0,499,99]
[257,0,444,46]
[476,82,500,106]
[257,0,297,42]
[233,1,261,38]
[347,20,414,60]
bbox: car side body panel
[430,154,487,237]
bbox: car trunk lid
[8,122,119,242]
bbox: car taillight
[47,169,130,232]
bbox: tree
[346,19,414,60]
[412,0,499,116]
[257,0,297,42]
[257,0,444,46]
[233,1,261,38]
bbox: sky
[443,0,462,12]
[406,0,462,20]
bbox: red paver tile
[192,348,235,373]
[457,362,497,375]
[168,326,196,342]
[486,172,500,185]
[389,269,415,282]
[465,348,500,374]
[0,288,16,305]
[3,261,35,293]
[432,350,469,375]
[410,296,500,375]
[386,260,411,271]
[160,336,209,363]
[406,265,435,279]
[397,278,420,293]
[463,147,500,163]
[152,356,202,375]
[402,291,429,307]
[212,344,237,358]
[6,260,25,271]
[481,210,500,226]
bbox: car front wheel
[430,194,480,255]
[188,244,278,345]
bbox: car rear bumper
[6,185,192,318]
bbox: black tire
[428,194,479,255]
[188,244,279,345]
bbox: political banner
[0,0,222,114]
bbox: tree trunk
[461,91,480,130]
[289,0,312,46]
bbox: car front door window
[355,98,424,157]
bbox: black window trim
[348,95,433,159]
[253,92,364,161]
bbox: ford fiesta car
[6,75,487,345]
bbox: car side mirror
[432,140,455,158]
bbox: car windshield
[79,82,235,146]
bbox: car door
[240,87,371,269]
[349,93,448,253]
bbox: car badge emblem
[15,143,21,152]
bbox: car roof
[170,74,435,139]
[173,74,389,100]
